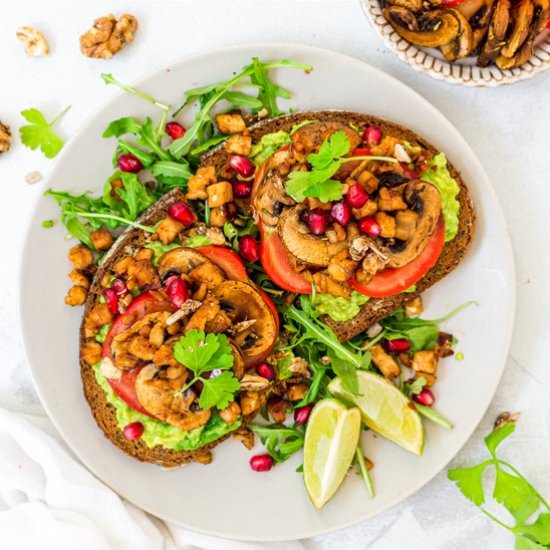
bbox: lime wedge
[303,398,361,509]
[328,371,424,456]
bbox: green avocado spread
[94,365,241,451]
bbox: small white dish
[361,0,550,87]
[20,43,515,540]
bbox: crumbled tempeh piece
[68,270,90,289]
[375,212,396,238]
[215,113,246,134]
[81,341,103,366]
[404,296,423,317]
[378,187,407,211]
[113,255,134,275]
[209,206,229,227]
[352,200,378,219]
[80,14,138,59]
[134,248,154,261]
[412,350,439,374]
[436,332,454,358]
[186,166,216,200]
[233,427,255,449]
[286,384,308,401]
[127,259,157,287]
[357,170,379,193]
[155,216,184,244]
[207,181,233,208]
[225,134,252,156]
[240,391,267,417]
[371,344,400,379]
[90,228,113,251]
[16,27,49,57]
[68,244,94,270]
[64,285,87,306]
[327,250,357,282]
[307,271,351,298]
[0,122,12,154]
[267,398,289,423]
[220,401,241,424]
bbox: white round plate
[20,43,515,541]
[361,0,550,87]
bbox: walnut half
[16,27,49,57]
[80,14,138,59]
[0,122,11,155]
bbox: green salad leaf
[420,153,461,242]
[312,291,369,322]
[250,130,292,165]
[19,106,70,159]
[249,423,305,463]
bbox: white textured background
[1,1,549,548]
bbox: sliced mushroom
[157,247,210,279]
[278,205,348,268]
[478,0,511,66]
[388,0,424,11]
[212,281,278,368]
[457,0,496,50]
[384,181,441,269]
[230,341,246,380]
[252,148,296,229]
[290,121,361,155]
[384,7,461,47]
[440,9,474,60]
[500,0,534,58]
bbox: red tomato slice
[256,288,280,331]
[260,228,312,294]
[102,290,172,416]
[441,0,464,6]
[352,147,371,156]
[196,245,248,282]
[350,219,445,298]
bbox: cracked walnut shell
[0,122,11,155]
[16,27,49,57]
[80,14,138,59]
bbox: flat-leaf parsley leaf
[20,106,71,159]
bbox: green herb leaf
[198,371,241,410]
[515,537,547,550]
[116,173,156,220]
[20,106,70,159]
[249,423,305,463]
[448,463,488,506]
[514,513,550,545]
[494,468,541,525]
[485,422,515,457]
[327,349,358,394]
[174,330,233,376]
[103,116,143,138]
[150,160,192,189]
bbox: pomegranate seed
[385,338,411,352]
[345,183,369,209]
[256,362,275,380]
[123,422,144,440]
[239,235,260,262]
[165,121,186,139]
[307,208,328,235]
[164,275,189,308]
[228,155,255,178]
[401,162,419,180]
[249,454,274,472]
[168,201,195,227]
[294,405,313,425]
[103,288,119,314]
[362,126,382,146]
[358,216,381,237]
[118,153,143,173]
[233,180,252,198]
[110,279,128,296]
[413,388,435,407]
[330,201,351,226]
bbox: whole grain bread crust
[80,189,232,467]
[202,111,476,341]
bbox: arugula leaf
[103,116,143,138]
[327,349,358,394]
[249,423,305,463]
[198,371,240,410]
[150,160,192,190]
[246,57,293,116]
[101,73,170,111]
[20,106,70,158]
[173,330,239,410]
[189,135,227,157]
[448,463,488,506]
[116,173,156,219]
[116,141,156,167]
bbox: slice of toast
[80,189,233,467]
[201,111,476,341]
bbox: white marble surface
[1,1,549,548]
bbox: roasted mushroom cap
[229,341,246,380]
[457,0,496,50]
[157,247,210,279]
[387,0,424,12]
[385,181,442,269]
[278,205,348,268]
[212,281,278,367]
[290,121,361,155]
[478,0,511,66]
[500,0,534,58]
[440,9,474,60]
[384,7,461,47]
[252,148,296,229]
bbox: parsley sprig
[173,330,240,410]
[19,106,71,159]
[449,422,550,548]
[286,130,397,203]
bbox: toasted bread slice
[201,111,475,341]
[80,189,232,467]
